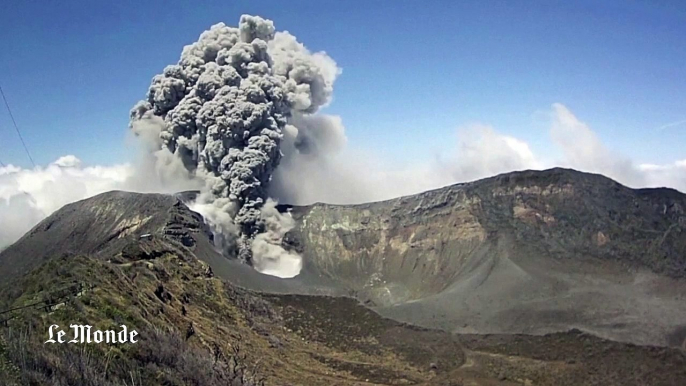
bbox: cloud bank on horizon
[1,16,684,273]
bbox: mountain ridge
[1,167,685,348]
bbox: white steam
[250,199,302,278]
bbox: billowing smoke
[129,15,340,276]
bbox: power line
[0,282,95,325]
[0,282,82,316]
[0,84,36,168]
[0,85,46,217]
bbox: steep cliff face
[469,169,686,277]
[285,168,686,346]
[287,187,489,305]
[288,168,686,303]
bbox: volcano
[1,168,685,385]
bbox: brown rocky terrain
[1,245,685,385]
[1,168,685,384]
[283,168,686,347]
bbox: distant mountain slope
[1,168,685,348]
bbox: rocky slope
[0,190,337,297]
[1,168,685,349]
[289,168,686,297]
[1,247,685,385]
[284,168,686,347]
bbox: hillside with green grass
[1,242,685,385]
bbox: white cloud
[637,160,686,191]
[270,122,544,206]
[1,158,132,214]
[437,124,543,183]
[0,194,44,249]
[52,155,82,168]
[549,103,646,187]
[547,103,686,192]
[0,157,132,249]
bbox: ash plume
[129,15,339,273]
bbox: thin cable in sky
[0,84,36,167]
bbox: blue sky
[1,0,685,169]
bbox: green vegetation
[0,240,684,385]
[0,254,266,385]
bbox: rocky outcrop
[0,191,212,280]
[2,168,685,347]
[284,168,686,346]
[288,168,686,302]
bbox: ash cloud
[129,15,342,276]
[250,199,302,277]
